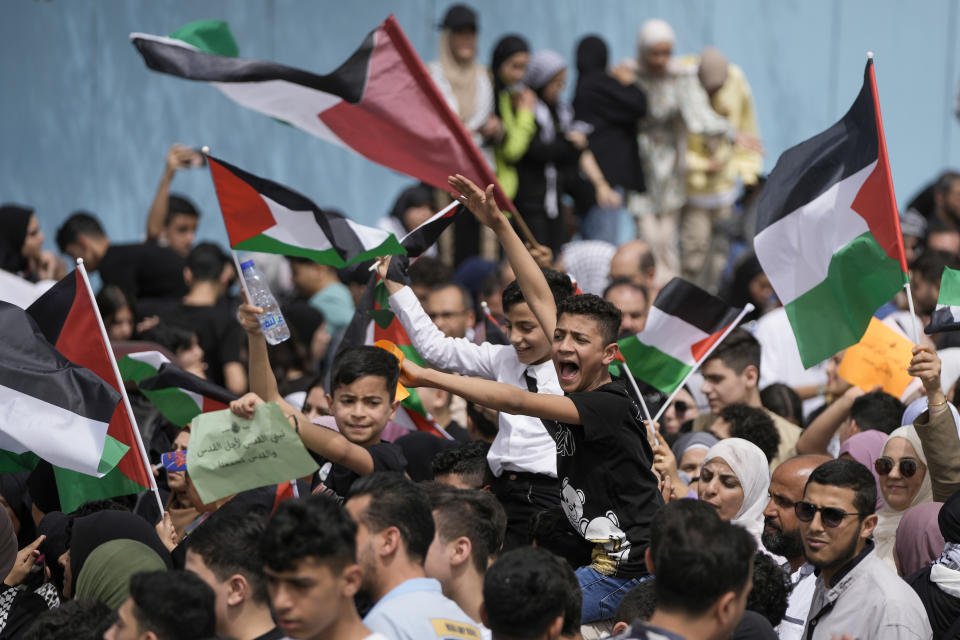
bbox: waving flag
[338,207,464,439]
[926,267,960,334]
[754,58,908,368]
[618,279,746,395]
[131,16,513,210]
[119,351,236,427]
[26,270,153,512]
[207,154,405,266]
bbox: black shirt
[906,565,960,639]
[311,441,407,501]
[98,242,186,302]
[154,299,244,387]
[546,379,662,578]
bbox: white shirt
[753,307,827,419]
[777,562,816,640]
[390,286,560,477]
[364,578,481,640]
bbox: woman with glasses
[874,424,934,571]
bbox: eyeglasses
[794,501,866,528]
[874,456,919,478]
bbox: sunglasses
[794,501,865,528]
[674,400,689,416]
[874,456,919,478]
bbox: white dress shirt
[777,561,816,640]
[390,286,560,477]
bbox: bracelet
[929,399,948,408]
[288,414,300,434]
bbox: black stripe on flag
[756,62,879,234]
[925,306,960,335]
[401,205,464,259]
[138,363,238,405]
[0,302,119,422]
[207,155,371,262]
[653,278,742,335]
[26,270,77,345]
[131,33,373,103]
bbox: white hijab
[875,425,933,571]
[702,438,770,540]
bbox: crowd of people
[3,3,960,640]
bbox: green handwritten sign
[187,403,318,504]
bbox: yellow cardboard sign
[837,317,915,398]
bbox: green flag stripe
[618,338,692,395]
[169,20,238,57]
[938,267,960,306]
[118,357,160,384]
[235,233,406,268]
[0,451,39,474]
[397,344,426,367]
[142,388,202,427]
[54,465,149,514]
[97,435,131,475]
[786,231,905,368]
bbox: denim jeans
[576,565,651,623]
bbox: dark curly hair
[746,551,791,627]
[556,294,621,345]
[502,268,573,314]
[719,404,781,464]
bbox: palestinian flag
[207,155,405,267]
[926,267,960,334]
[754,58,908,368]
[0,302,126,477]
[339,206,463,439]
[131,16,513,211]
[26,271,153,512]
[617,278,746,395]
[119,351,236,426]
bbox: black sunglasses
[874,456,919,478]
[794,501,866,528]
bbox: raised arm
[448,174,558,338]
[146,144,202,242]
[236,304,377,475]
[400,354,580,425]
[795,386,865,455]
[908,345,960,502]
[376,257,498,379]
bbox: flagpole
[651,303,756,424]
[621,363,658,446]
[230,250,253,302]
[76,259,165,516]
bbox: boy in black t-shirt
[398,175,662,623]
[236,305,406,501]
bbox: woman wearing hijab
[490,35,535,201]
[0,508,59,638]
[837,429,888,511]
[515,50,614,254]
[906,488,960,639]
[698,438,769,543]
[572,35,647,244]
[632,19,735,286]
[670,432,718,491]
[74,539,166,609]
[874,424,934,571]
[60,510,172,600]
[895,502,945,576]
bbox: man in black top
[56,211,186,302]
[404,175,662,623]
[185,510,283,640]
[154,242,246,393]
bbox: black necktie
[524,369,538,393]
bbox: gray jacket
[803,546,931,640]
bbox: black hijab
[490,34,529,104]
[0,204,33,274]
[68,510,172,582]
[575,35,608,79]
[0,472,37,546]
[939,488,960,543]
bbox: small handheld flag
[925,267,960,334]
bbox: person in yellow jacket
[682,47,763,292]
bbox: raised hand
[908,345,943,396]
[237,303,264,336]
[5,535,44,586]
[230,392,264,419]
[399,358,429,389]
[448,174,505,229]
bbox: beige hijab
[439,29,480,122]
[874,425,933,571]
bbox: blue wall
[3,1,960,251]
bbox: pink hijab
[895,501,945,575]
[838,430,888,510]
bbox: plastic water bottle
[240,259,291,345]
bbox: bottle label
[261,314,279,329]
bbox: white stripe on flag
[260,194,335,251]
[182,388,204,413]
[637,306,711,366]
[127,350,170,370]
[754,162,875,305]
[0,383,110,476]
[346,218,393,250]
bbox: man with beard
[760,455,830,640]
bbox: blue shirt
[363,578,480,640]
